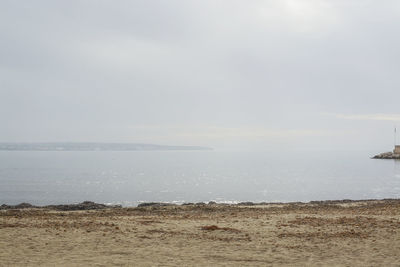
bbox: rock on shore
[0,201,121,211]
[372,152,400,159]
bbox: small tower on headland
[373,128,400,159]
[394,127,399,155]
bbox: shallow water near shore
[1,150,400,206]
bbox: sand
[1,200,400,266]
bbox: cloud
[1,1,400,149]
[279,0,340,32]
[128,125,354,140]
[325,113,400,121]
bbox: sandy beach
[1,199,400,266]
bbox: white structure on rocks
[372,129,400,159]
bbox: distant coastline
[0,142,212,151]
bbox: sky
[1,0,400,151]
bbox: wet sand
[1,200,400,266]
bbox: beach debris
[200,225,241,232]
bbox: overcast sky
[1,0,400,150]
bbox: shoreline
[2,198,400,210]
[1,198,400,266]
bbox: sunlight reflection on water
[0,150,399,206]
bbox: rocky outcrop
[238,202,255,206]
[0,201,121,211]
[372,152,400,159]
[137,202,176,207]
[45,201,121,211]
[0,203,34,210]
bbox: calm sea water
[1,150,400,206]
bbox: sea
[1,150,400,206]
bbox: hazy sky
[1,0,400,150]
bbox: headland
[372,145,400,159]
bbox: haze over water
[1,150,400,206]
[2,2,400,208]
